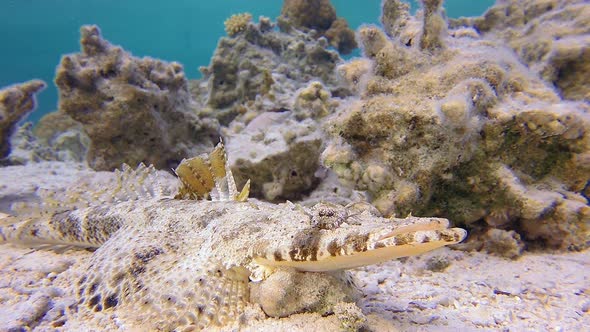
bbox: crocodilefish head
[250,202,467,274]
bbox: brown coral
[281,0,336,32]
[279,0,357,54]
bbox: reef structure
[0,0,585,268]
[323,0,590,251]
[0,0,588,330]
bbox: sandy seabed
[0,163,587,331]
[1,241,588,331]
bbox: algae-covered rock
[323,0,590,250]
[482,229,525,259]
[5,123,60,165]
[4,112,88,165]
[280,0,336,33]
[380,0,411,39]
[55,25,219,171]
[419,0,447,51]
[0,80,45,159]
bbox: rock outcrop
[55,25,219,171]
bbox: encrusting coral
[0,142,466,330]
[0,80,45,159]
[324,0,590,250]
[54,25,220,171]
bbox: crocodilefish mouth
[253,217,467,272]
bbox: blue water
[0,0,495,122]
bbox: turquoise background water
[0,0,495,122]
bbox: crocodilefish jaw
[253,216,467,272]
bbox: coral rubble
[0,80,45,159]
[55,25,219,171]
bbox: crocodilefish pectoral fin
[75,224,251,330]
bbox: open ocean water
[0,0,495,122]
